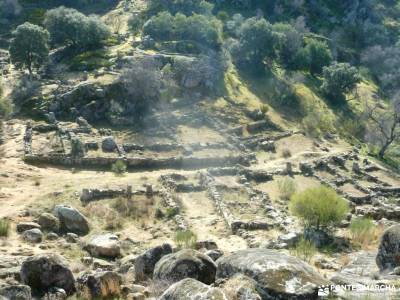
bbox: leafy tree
[148,0,213,16]
[303,39,332,75]
[9,22,49,75]
[0,0,21,19]
[231,17,279,73]
[143,12,222,48]
[44,6,110,50]
[321,62,361,102]
[273,23,304,69]
[289,186,349,230]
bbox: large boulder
[154,249,216,285]
[38,213,60,232]
[159,278,226,300]
[53,205,89,235]
[77,271,122,300]
[20,254,76,296]
[0,285,31,300]
[84,234,120,258]
[219,274,261,300]
[101,136,117,152]
[216,249,328,299]
[376,225,400,271]
[134,243,172,281]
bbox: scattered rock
[134,243,172,281]
[204,249,224,262]
[43,287,67,300]
[216,249,328,299]
[16,222,40,233]
[154,249,216,285]
[46,232,59,241]
[84,234,120,258]
[53,205,89,236]
[22,229,43,243]
[101,136,117,152]
[20,254,76,296]
[38,213,60,232]
[77,271,122,300]
[195,240,218,251]
[65,233,79,243]
[159,278,226,300]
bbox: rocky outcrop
[77,271,122,300]
[53,205,89,235]
[154,249,216,285]
[20,254,76,296]
[84,234,121,258]
[159,278,227,300]
[376,225,400,271]
[16,222,40,233]
[216,249,328,299]
[134,243,172,281]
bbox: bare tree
[365,93,400,158]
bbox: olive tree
[230,17,279,73]
[44,6,110,50]
[9,22,49,75]
[321,62,361,102]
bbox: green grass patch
[69,50,113,71]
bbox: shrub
[303,39,332,75]
[289,186,349,230]
[174,229,197,249]
[302,107,335,138]
[277,178,297,200]
[350,217,377,247]
[148,0,213,16]
[0,219,10,237]
[291,237,316,263]
[128,13,144,35]
[111,160,127,175]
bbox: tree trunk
[378,142,391,158]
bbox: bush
[302,107,335,138]
[148,0,213,16]
[303,39,332,75]
[290,237,316,263]
[350,217,377,247]
[111,160,127,175]
[0,219,10,237]
[174,229,197,249]
[289,186,349,230]
[277,178,297,200]
[128,13,144,35]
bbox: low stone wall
[80,187,152,204]
[24,153,253,170]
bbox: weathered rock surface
[134,243,172,281]
[20,254,76,296]
[0,285,31,300]
[22,229,43,243]
[84,234,120,258]
[376,225,400,271]
[219,274,261,300]
[38,213,60,232]
[53,205,89,235]
[159,278,227,300]
[77,271,122,300]
[101,136,117,152]
[216,249,328,299]
[154,249,216,285]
